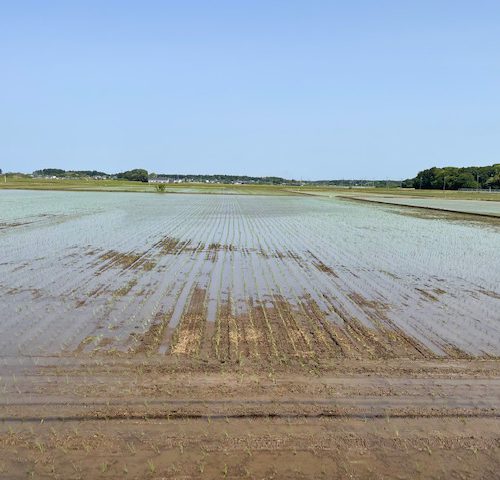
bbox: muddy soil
[1,193,499,478]
[1,356,499,479]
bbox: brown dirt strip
[1,416,497,479]
[1,358,499,479]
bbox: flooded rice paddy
[0,190,499,361]
[350,194,500,217]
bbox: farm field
[1,189,499,478]
[1,189,499,359]
[3,176,500,201]
[0,176,296,195]
[295,185,500,202]
[343,194,500,218]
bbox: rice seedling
[0,185,498,480]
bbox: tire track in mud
[3,409,498,423]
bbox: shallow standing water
[0,189,499,360]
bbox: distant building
[149,176,171,184]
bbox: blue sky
[1,1,499,179]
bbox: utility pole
[477,173,480,192]
[443,176,446,191]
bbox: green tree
[405,164,500,190]
[116,169,149,182]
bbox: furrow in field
[212,199,239,361]
[168,198,232,357]
[0,199,210,355]
[250,203,432,359]
[245,210,321,359]
[245,201,371,358]
[237,222,279,359]
[74,198,219,354]
[271,208,441,358]
[1,193,498,361]
[241,205,306,360]
[292,211,489,356]
[306,204,500,355]
[229,205,260,360]
[73,200,214,354]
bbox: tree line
[33,168,149,182]
[150,173,288,184]
[402,164,500,190]
[33,168,108,178]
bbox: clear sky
[1,1,499,180]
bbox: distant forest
[403,164,500,190]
